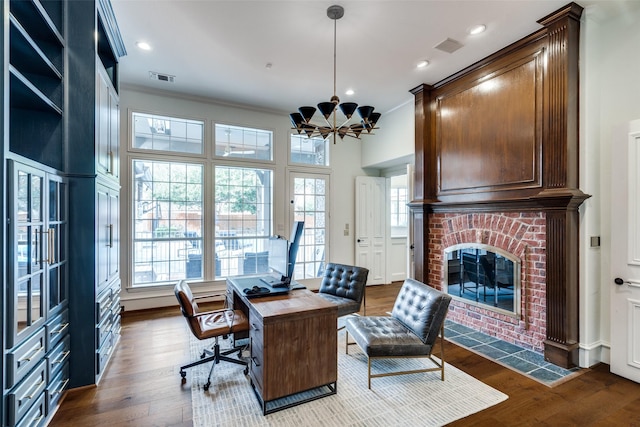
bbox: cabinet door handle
[54,378,70,394]
[53,351,71,365]
[18,380,45,404]
[38,230,48,263]
[19,346,44,364]
[107,224,113,247]
[251,356,261,367]
[48,228,56,264]
[109,150,114,174]
[51,322,69,336]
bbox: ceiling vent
[149,71,175,83]
[434,38,464,54]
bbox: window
[132,160,203,286]
[389,174,408,237]
[214,123,272,161]
[214,166,273,278]
[290,134,329,166]
[132,112,204,154]
[290,173,329,279]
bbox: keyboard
[260,277,288,288]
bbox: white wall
[118,86,372,310]
[580,2,640,366]
[361,101,414,169]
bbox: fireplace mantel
[409,3,587,368]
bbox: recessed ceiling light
[469,24,486,35]
[345,89,354,96]
[136,41,152,51]
[417,60,429,68]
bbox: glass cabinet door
[48,175,68,312]
[7,160,68,348]
[9,161,46,347]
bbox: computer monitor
[287,221,304,280]
[267,237,288,278]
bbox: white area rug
[190,333,508,426]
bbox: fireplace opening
[445,244,521,316]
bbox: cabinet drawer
[46,362,69,415]
[16,393,46,427]
[7,359,47,426]
[96,285,113,324]
[96,332,114,377]
[7,329,47,389]
[47,334,70,380]
[45,309,69,351]
[96,312,114,348]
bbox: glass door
[289,172,330,280]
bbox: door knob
[357,239,361,243]
[614,277,627,285]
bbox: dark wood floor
[50,283,640,426]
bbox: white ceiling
[110,0,628,116]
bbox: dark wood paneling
[438,55,542,194]
[410,2,587,368]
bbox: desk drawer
[249,336,264,394]
[47,335,70,380]
[96,311,114,348]
[7,329,47,389]
[7,359,47,426]
[96,332,114,377]
[45,310,69,351]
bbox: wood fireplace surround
[408,3,589,368]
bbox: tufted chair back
[318,263,369,317]
[391,278,452,346]
[319,263,368,301]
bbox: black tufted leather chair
[345,278,452,389]
[316,263,369,319]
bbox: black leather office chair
[174,280,249,391]
[316,263,369,323]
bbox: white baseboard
[579,340,610,367]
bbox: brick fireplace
[429,212,547,352]
[408,4,589,367]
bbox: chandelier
[289,5,381,143]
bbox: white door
[355,176,385,285]
[610,119,640,382]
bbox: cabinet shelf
[10,17,63,109]
[10,0,64,46]
[10,66,63,114]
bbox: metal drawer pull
[53,351,71,365]
[251,323,260,331]
[19,380,45,404]
[51,322,69,335]
[251,357,261,367]
[19,347,44,364]
[55,378,70,394]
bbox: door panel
[610,119,640,382]
[355,176,385,285]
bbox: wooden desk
[227,276,338,414]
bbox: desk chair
[346,278,452,389]
[316,263,369,326]
[174,280,249,391]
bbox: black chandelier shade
[289,102,381,141]
[289,5,381,142]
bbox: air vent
[434,38,464,54]
[149,71,175,83]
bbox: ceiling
[110,0,627,116]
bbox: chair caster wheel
[180,370,186,378]
[203,381,210,391]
